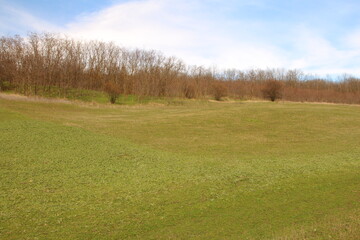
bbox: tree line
[0,33,359,104]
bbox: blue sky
[1,0,360,76]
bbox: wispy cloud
[288,26,360,76]
[65,0,287,69]
[0,3,59,35]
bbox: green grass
[7,87,177,105]
[0,96,359,239]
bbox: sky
[1,0,360,77]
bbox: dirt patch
[208,99,238,103]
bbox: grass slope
[0,96,359,239]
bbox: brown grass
[0,92,71,104]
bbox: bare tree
[0,32,359,104]
[262,80,283,101]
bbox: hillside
[1,95,359,239]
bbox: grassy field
[0,94,359,239]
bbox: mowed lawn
[0,96,359,239]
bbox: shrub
[212,82,227,101]
[104,81,122,104]
[262,80,283,102]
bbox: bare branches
[0,32,359,104]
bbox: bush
[212,82,227,101]
[262,80,283,102]
[104,81,122,104]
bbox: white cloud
[66,0,198,49]
[65,0,287,69]
[345,29,360,49]
[288,26,360,76]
